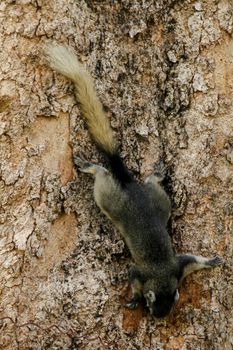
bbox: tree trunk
[0,1,232,349]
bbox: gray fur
[46,45,222,317]
[74,157,222,318]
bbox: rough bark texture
[0,0,232,349]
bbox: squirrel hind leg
[74,156,107,175]
[145,160,167,184]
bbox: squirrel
[45,44,222,318]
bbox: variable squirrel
[45,44,222,317]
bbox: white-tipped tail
[45,43,117,154]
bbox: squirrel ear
[174,289,179,302]
[145,290,156,303]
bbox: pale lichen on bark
[0,0,232,349]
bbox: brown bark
[0,0,232,349]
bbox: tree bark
[0,0,232,349]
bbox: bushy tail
[45,43,117,155]
[45,43,133,185]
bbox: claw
[153,160,167,182]
[208,256,223,266]
[73,156,95,173]
[125,300,139,310]
[73,156,87,168]
[125,293,141,310]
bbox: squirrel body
[46,44,222,317]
